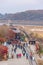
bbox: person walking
[8,44,13,59]
[26,53,28,59]
[12,45,16,58]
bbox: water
[0,20,43,26]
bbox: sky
[0,0,43,14]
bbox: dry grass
[16,26,43,39]
[0,25,43,40]
[37,59,43,65]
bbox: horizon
[0,9,43,14]
[0,0,43,14]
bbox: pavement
[0,57,29,65]
[24,46,37,65]
[0,47,29,65]
[0,44,37,65]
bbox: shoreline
[0,23,43,27]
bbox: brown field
[0,25,43,39]
[15,25,43,37]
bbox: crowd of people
[3,41,29,59]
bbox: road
[20,29,37,65]
[0,46,37,65]
[0,48,29,65]
[24,46,37,65]
[0,57,29,65]
[0,45,37,65]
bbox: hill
[0,10,43,21]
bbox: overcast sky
[0,0,43,14]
